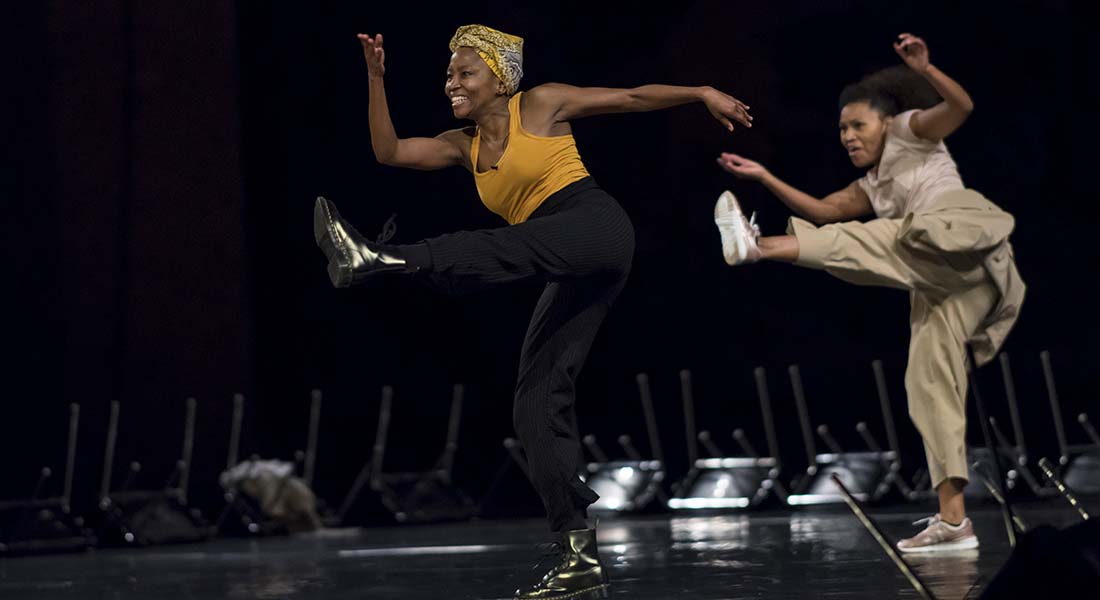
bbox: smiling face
[838,101,892,168]
[445,47,507,120]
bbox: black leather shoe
[313,196,415,288]
[515,528,610,599]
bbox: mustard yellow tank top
[471,92,591,225]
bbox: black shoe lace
[531,541,566,574]
[376,213,397,244]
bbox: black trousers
[416,177,635,532]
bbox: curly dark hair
[838,65,941,116]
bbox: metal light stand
[1042,350,1100,496]
[831,474,935,600]
[965,345,1022,548]
[0,404,96,556]
[785,365,893,506]
[584,373,667,514]
[667,368,780,511]
[369,385,476,523]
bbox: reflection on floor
[0,502,1086,599]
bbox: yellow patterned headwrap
[449,24,524,95]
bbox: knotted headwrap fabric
[449,25,524,95]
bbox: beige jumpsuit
[788,110,1025,488]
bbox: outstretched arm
[893,33,974,142]
[524,83,753,131]
[717,153,873,224]
[359,33,465,171]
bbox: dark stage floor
[0,501,1085,599]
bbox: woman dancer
[315,25,752,598]
[714,33,1024,553]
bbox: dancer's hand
[716,152,768,181]
[702,88,752,132]
[358,33,385,78]
[893,33,930,75]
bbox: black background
[5,0,1096,524]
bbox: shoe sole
[714,190,750,266]
[313,197,351,288]
[515,583,610,600]
[896,535,979,553]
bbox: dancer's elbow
[373,150,397,166]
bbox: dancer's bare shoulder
[519,85,573,136]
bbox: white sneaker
[896,514,980,553]
[714,190,762,265]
